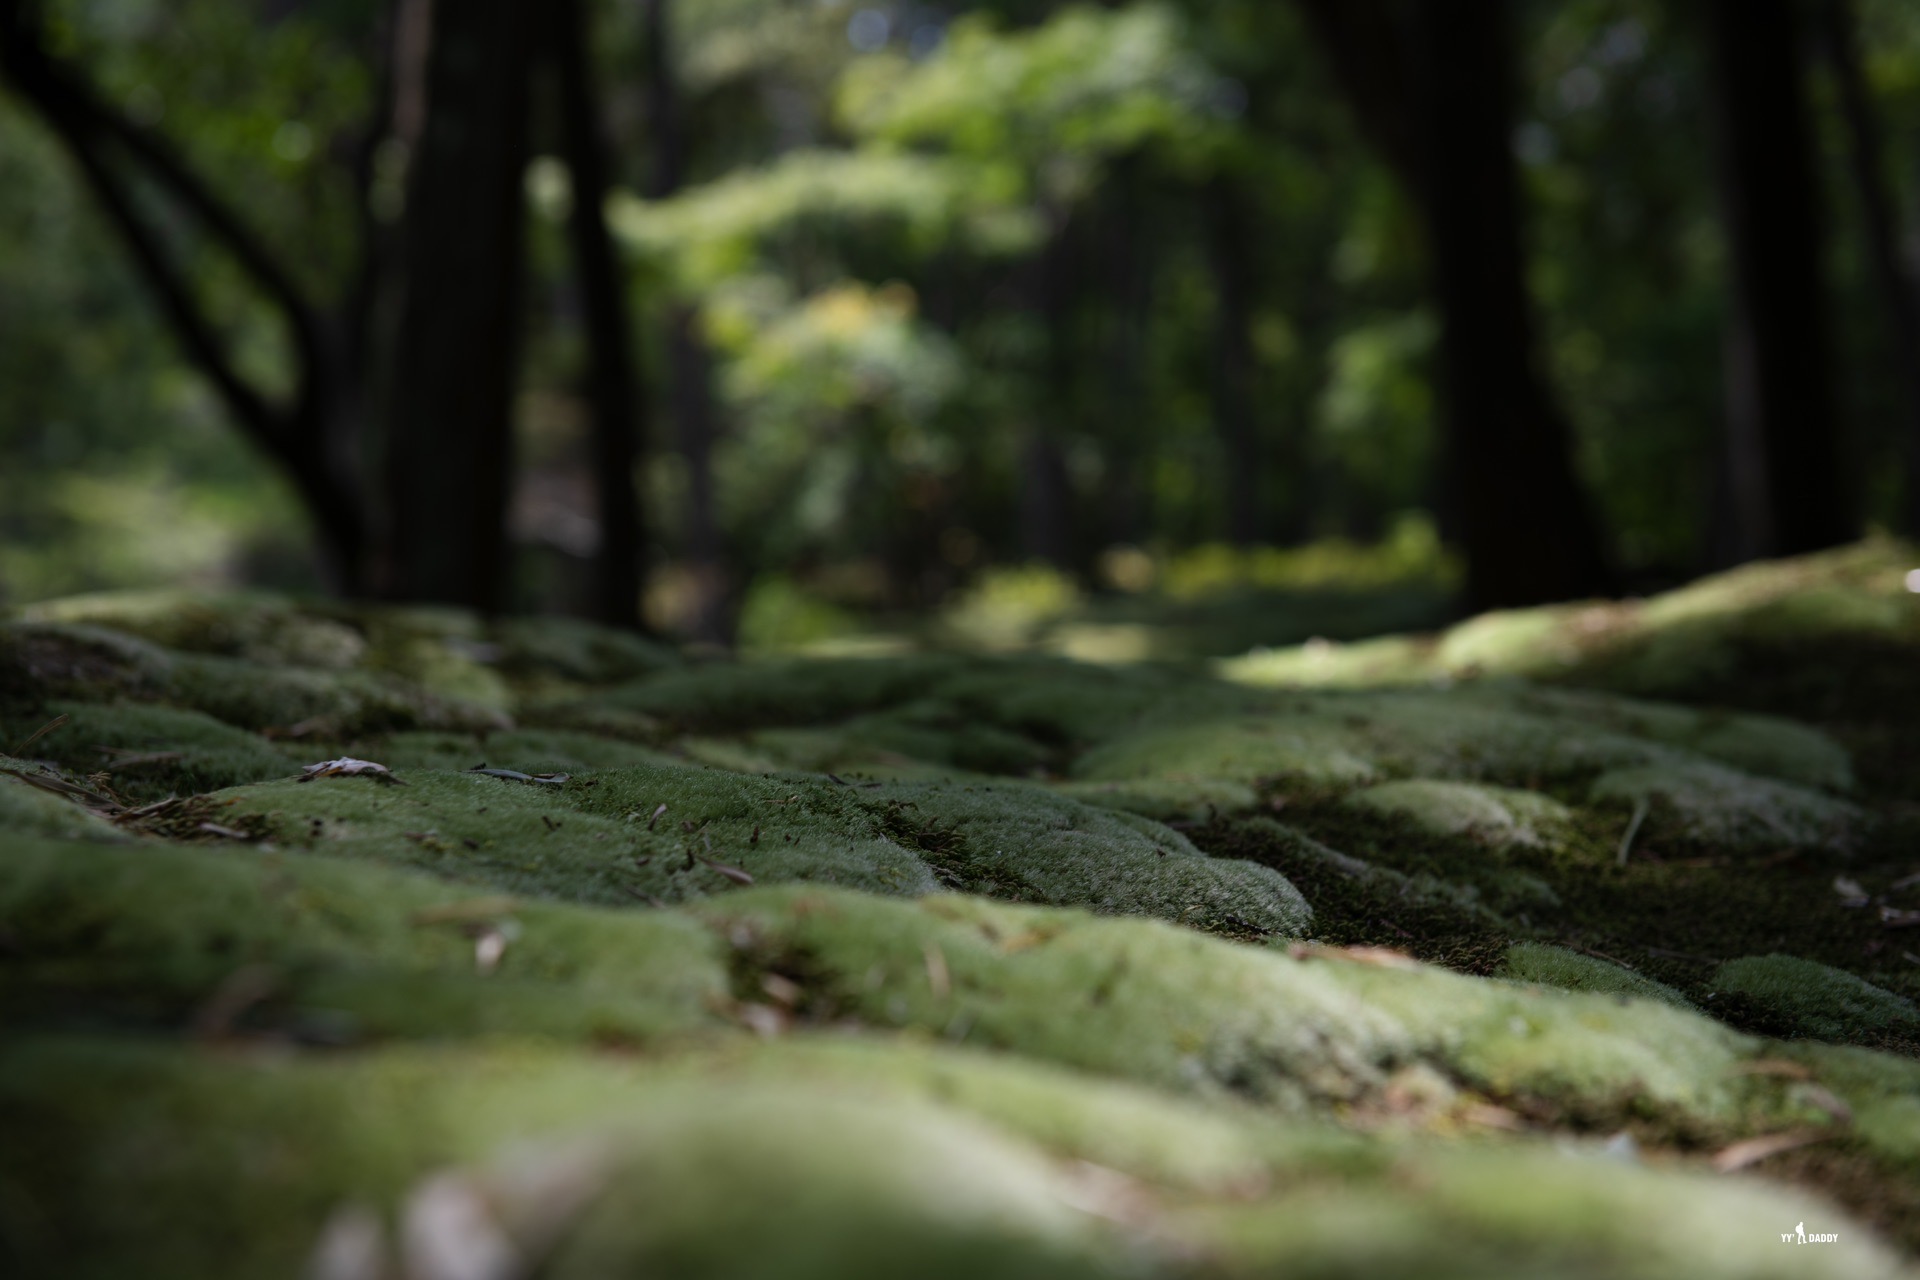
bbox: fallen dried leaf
[1459,1102,1525,1131]
[1711,1130,1827,1173]
[699,856,755,887]
[1882,906,1920,928]
[401,1173,520,1280]
[1288,942,1421,970]
[923,942,951,1000]
[474,928,509,974]
[760,973,803,1007]
[307,1204,386,1280]
[1726,1059,1814,1080]
[300,758,404,785]
[647,802,667,829]
[1833,875,1870,907]
[736,1002,786,1037]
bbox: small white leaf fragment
[402,1174,520,1280]
[307,1202,387,1280]
[1832,876,1869,908]
[474,928,510,974]
[300,757,404,785]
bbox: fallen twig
[1616,798,1649,867]
[9,713,69,756]
[465,764,565,785]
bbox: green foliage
[608,150,1036,290]
[838,5,1236,185]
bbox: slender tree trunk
[1024,219,1077,566]
[380,0,535,611]
[1815,0,1920,537]
[642,0,729,641]
[665,305,726,634]
[1409,0,1614,610]
[1706,0,1851,559]
[548,0,647,631]
[1099,166,1150,549]
[1206,175,1259,546]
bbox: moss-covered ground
[5,542,1920,1276]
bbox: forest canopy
[2,0,1919,639]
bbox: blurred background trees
[3,0,1919,653]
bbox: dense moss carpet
[5,540,1920,1277]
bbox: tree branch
[0,0,363,570]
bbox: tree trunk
[1206,175,1259,546]
[547,0,647,631]
[1706,0,1851,560]
[642,0,730,642]
[380,0,536,612]
[1296,0,1613,607]
[1023,220,1078,567]
[666,305,729,642]
[1409,0,1615,610]
[1815,0,1920,538]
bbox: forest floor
[4,538,1920,1278]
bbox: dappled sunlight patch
[1344,780,1576,850]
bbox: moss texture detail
[6,548,1920,1274]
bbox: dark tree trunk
[1024,220,1078,566]
[1297,0,1613,608]
[1098,165,1151,549]
[642,0,729,642]
[1206,175,1259,546]
[0,0,365,587]
[547,0,647,631]
[1409,0,1614,610]
[380,0,535,611]
[665,305,729,641]
[1815,0,1920,537]
[1706,0,1851,559]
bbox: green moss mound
[7,1034,1910,1280]
[1714,956,1920,1042]
[0,837,730,1043]
[1224,537,1920,725]
[1501,942,1694,1009]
